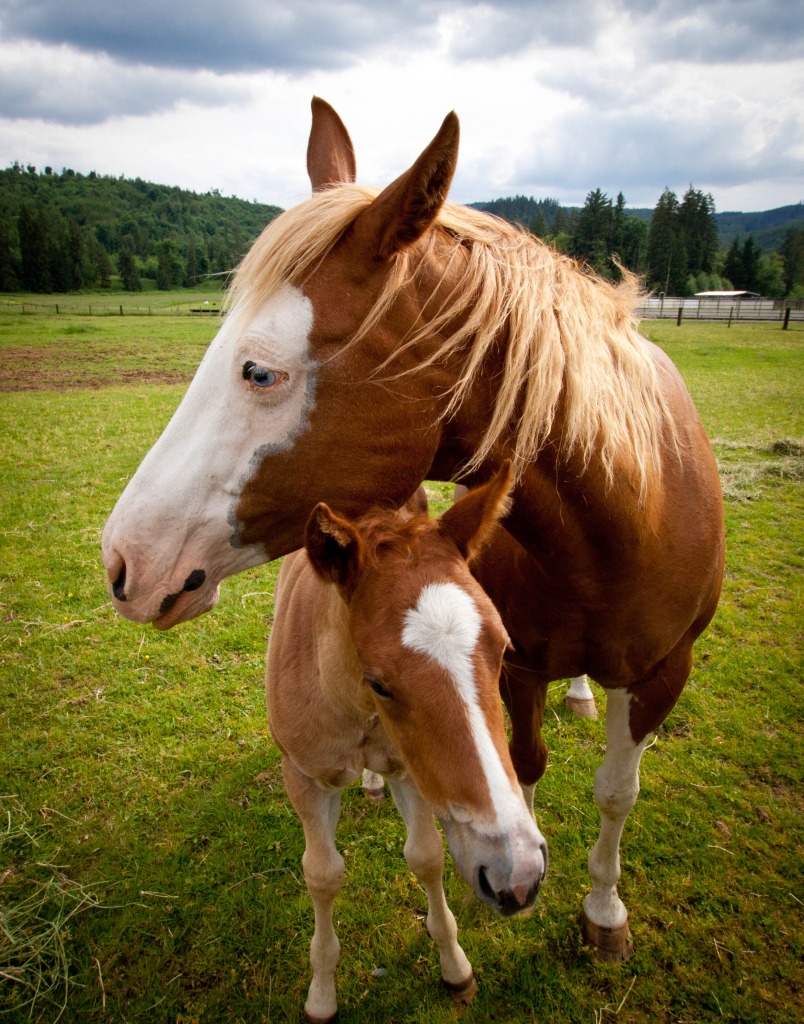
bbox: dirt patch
[0,347,189,391]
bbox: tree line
[474,190,804,298]
[0,163,281,293]
[1,162,802,297]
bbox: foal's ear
[305,502,363,596]
[352,111,459,261]
[307,97,357,192]
[438,462,514,564]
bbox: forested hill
[470,195,804,253]
[0,163,282,292]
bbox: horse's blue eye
[243,361,279,388]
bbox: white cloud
[0,0,801,212]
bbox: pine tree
[678,187,718,276]
[18,206,52,292]
[724,237,744,288]
[780,227,804,295]
[570,188,613,277]
[647,189,687,294]
[117,248,141,291]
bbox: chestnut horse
[102,99,724,960]
[269,469,544,1020]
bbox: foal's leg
[583,640,693,960]
[282,758,344,1024]
[388,778,477,1005]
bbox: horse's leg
[361,768,385,802]
[583,638,693,961]
[565,674,598,719]
[499,660,549,816]
[282,757,344,1024]
[388,778,477,1005]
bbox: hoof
[582,912,633,962]
[443,972,478,1006]
[565,695,598,720]
[304,1011,337,1024]
[363,786,385,803]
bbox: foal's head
[305,465,547,915]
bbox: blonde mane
[229,185,672,498]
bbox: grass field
[0,309,802,1023]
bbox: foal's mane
[229,186,672,498]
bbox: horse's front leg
[388,778,477,1005]
[499,659,549,816]
[282,757,344,1024]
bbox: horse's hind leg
[361,768,385,801]
[583,639,693,961]
[282,757,344,1024]
[389,778,477,1005]
[565,674,598,719]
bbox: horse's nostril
[183,569,206,592]
[112,564,127,602]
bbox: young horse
[102,98,725,962]
[267,467,544,1021]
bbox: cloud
[0,0,438,73]
[2,0,802,77]
[0,41,248,125]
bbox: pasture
[0,308,801,1023]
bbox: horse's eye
[243,361,280,388]
[365,675,393,700]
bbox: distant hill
[469,195,804,253]
[0,163,282,291]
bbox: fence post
[119,305,124,316]
[783,307,791,331]
[728,307,733,327]
[676,306,683,326]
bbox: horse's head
[304,465,548,916]
[102,98,466,628]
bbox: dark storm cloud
[2,0,802,76]
[0,0,437,73]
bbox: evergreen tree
[18,206,51,292]
[155,239,182,290]
[741,236,761,292]
[779,227,804,294]
[117,248,141,291]
[0,223,19,290]
[570,188,613,277]
[678,187,718,276]
[647,188,687,294]
[724,236,744,288]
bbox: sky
[0,0,802,214]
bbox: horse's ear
[438,462,514,564]
[352,111,459,261]
[307,97,357,192]
[305,502,363,596]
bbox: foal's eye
[242,361,281,388]
[365,675,393,700]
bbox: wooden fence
[635,296,804,326]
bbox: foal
[266,465,546,1022]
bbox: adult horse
[102,99,724,959]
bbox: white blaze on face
[401,582,522,830]
[101,284,317,623]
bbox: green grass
[1,316,802,1022]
